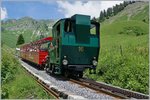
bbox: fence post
[120,45,123,56]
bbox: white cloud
[1,7,8,20]
[57,1,123,18]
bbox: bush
[1,46,54,99]
[85,45,149,94]
[1,86,9,99]
[119,26,147,36]
[1,49,18,84]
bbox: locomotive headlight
[64,56,67,58]
[62,59,68,65]
[92,60,98,66]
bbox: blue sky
[2,1,64,19]
[1,1,123,20]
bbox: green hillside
[103,1,149,24]
[1,17,55,48]
[86,1,149,94]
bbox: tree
[113,4,120,15]
[99,11,104,22]
[119,3,124,11]
[132,1,136,3]
[99,1,130,22]
[113,6,117,15]
[104,10,107,18]
[123,1,129,7]
[16,34,25,45]
[92,17,97,22]
[129,1,132,4]
[115,4,119,14]
[107,7,113,17]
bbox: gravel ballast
[20,60,115,99]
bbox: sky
[1,0,123,20]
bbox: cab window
[90,24,96,35]
[64,19,72,32]
[56,24,60,37]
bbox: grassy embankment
[86,20,149,94]
[1,45,54,99]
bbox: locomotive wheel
[44,63,49,73]
[45,57,49,73]
[78,72,83,78]
[64,70,70,78]
[45,67,49,73]
[50,64,55,75]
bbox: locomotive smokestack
[71,14,91,44]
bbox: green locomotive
[45,14,100,78]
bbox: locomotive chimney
[71,14,91,44]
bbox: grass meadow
[1,45,54,99]
[85,20,149,94]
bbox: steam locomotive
[20,14,100,78]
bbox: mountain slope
[1,17,55,48]
[103,1,149,24]
[86,1,149,94]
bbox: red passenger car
[20,37,53,68]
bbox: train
[20,14,100,78]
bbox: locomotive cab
[47,14,100,77]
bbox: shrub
[1,86,9,99]
[1,49,18,84]
[119,26,146,36]
[86,45,149,94]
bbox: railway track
[20,60,149,99]
[20,60,85,99]
[21,64,60,99]
[70,78,149,99]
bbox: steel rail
[21,65,60,99]
[79,78,149,99]
[20,59,149,99]
[69,79,126,99]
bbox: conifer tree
[99,11,104,22]
[123,1,128,7]
[92,17,97,22]
[104,10,107,17]
[107,8,113,17]
[16,34,25,45]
